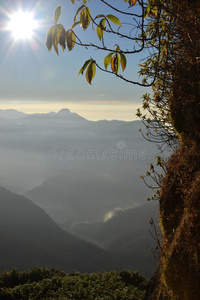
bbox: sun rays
[7,11,38,40]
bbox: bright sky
[0,0,147,121]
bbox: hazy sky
[0,0,148,120]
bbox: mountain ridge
[0,108,132,123]
[0,185,121,273]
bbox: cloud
[79,100,137,105]
[103,207,124,223]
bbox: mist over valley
[0,108,160,277]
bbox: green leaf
[104,53,113,70]
[66,30,76,51]
[86,61,96,84]
[120,53,127,71]
[106,14,122,26]
[96,26,102,41]
[54,5,62,24]
[78,59,92,75]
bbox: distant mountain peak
[55,108,88,123]
[57,108,71,115]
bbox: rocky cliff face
[148,1,200,298]
[159,143,200,299]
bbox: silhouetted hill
[70,202,160,278]
[0,186,121,273]
[0,109,26,120]
[105,204,160,278]
[25,168,146,225]
[69,202,157,240]
[25,108,89,126]
[94,202,159,245]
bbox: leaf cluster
[46,6,76,54]
[45,1,152,83]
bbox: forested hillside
[0,268,147,300]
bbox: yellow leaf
[86,61,96,84]
[111,54,120,74]
[80,7,91,31]
[59,29,66,51]
[46,27,53,51]
[104,53,113,70]
[120,53,127,71]
[66,30,76,51]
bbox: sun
[7,11,38,40]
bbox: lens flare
[7,11,38,40]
